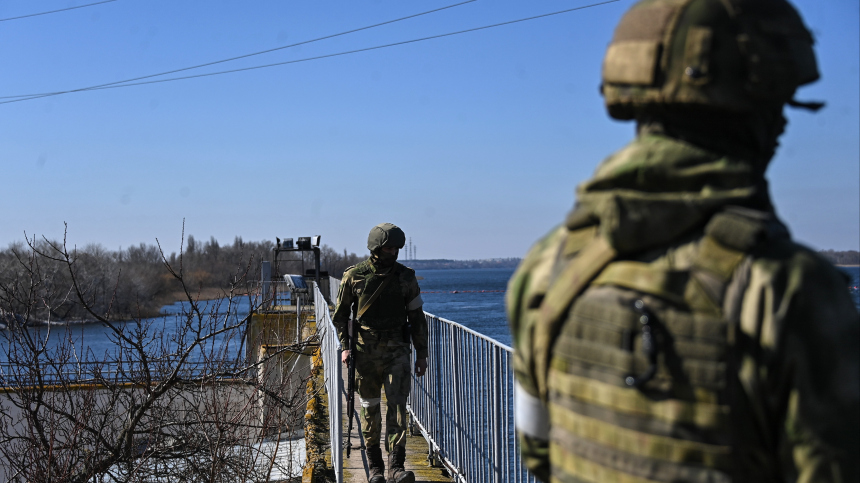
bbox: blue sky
[1,0,857,259]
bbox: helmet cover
[367,223,406,252]
[601,0,820,119]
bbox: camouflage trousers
[355,330,412,451]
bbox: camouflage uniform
[507,1,860,482]
[334,259,428,451]
[335,223,428,483]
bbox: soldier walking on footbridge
[334,223,429,483]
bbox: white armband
[515,381,549,440]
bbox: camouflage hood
[567,133,776,254]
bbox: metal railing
[408,313,537,483]
[313,282,343,483]
[0,361,122,387]
[248,280,314,311]
[328,276,340,308]
[0,360,243,387]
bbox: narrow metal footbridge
[313,281,537,483]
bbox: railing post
[450,321,460,476]
[492,345,502,483]
[261,261,271,310]
[433,316,444,466]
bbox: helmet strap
[787,99,825,112]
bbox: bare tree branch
[0,228,314,482]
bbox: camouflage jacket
[507,133,859,482]
[333,259,429,359]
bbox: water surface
[3,266,856,365]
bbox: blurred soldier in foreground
[507,0,860,481]
[334,223,428,483]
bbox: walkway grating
[340,391,451,483]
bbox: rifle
[345,318,358,457]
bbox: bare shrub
[0,227,312,483]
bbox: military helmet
[367,223,406,252]
[601,0,820,120]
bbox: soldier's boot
[387,446,415,483]
[367,446,386,483]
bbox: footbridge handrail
[313,281,344,483]
[409,313,536,483]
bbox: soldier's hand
[415,358,428,377]
[341,350,350,365]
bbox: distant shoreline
[2,288,241,328]
[10,262,852,328]
[405,258,521,270]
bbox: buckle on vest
[624,299,661,388]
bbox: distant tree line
[317,245,365,279]
[0,230,530,323]
[0,234,364,322]
[818,250,860,265]
[404,258,522,270]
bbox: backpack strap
[700,207,791,476]
[533,234,617,399]
[687,207,785,314]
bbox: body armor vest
[354,261,409,333]
[540,208,785,482]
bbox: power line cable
[0,0,119,23]
[0,0,477,100]
[0,0,620,106]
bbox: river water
[416,267,514,346]
[840,265,860,302]
[2,266,857,364]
